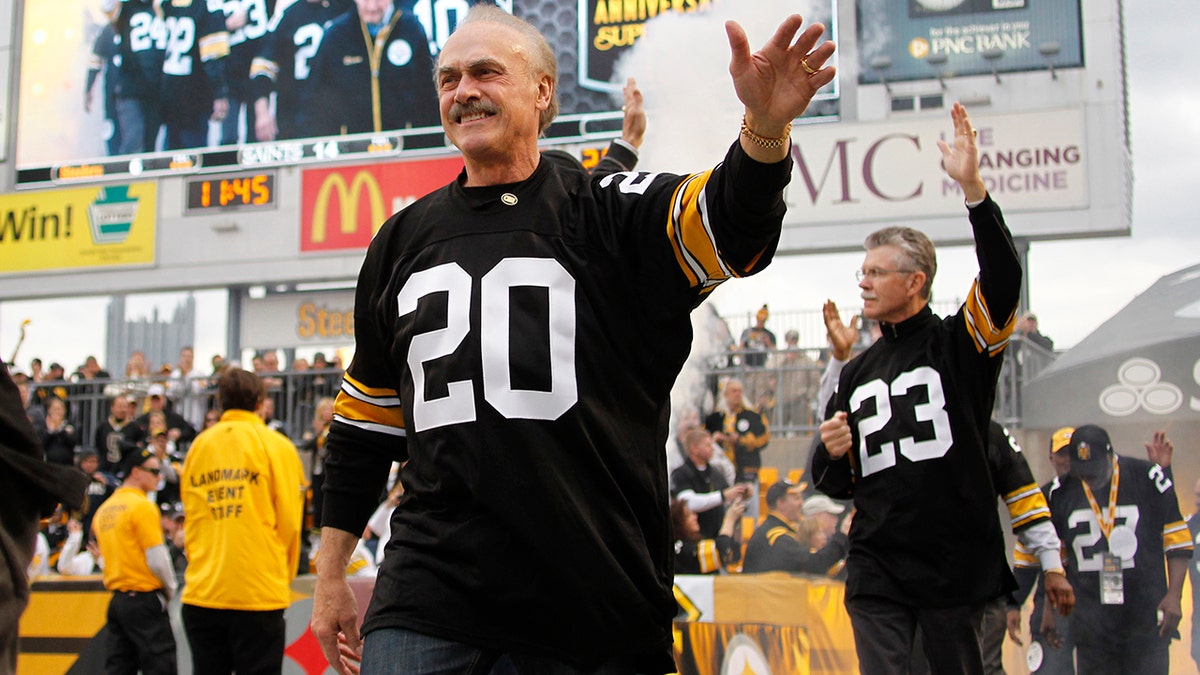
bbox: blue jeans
[360,627,638,675]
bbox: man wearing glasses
[93,448,179,675]
[811,103,1023,673]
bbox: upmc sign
[300,157,464,252]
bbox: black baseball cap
[121,447,156,476]
[1067,424,1112,465]
[765,480,803,507]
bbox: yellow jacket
[181,410,305,610]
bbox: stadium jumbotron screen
[15,0,768,188]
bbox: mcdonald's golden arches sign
[301,158,463,252]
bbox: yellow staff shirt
[93,486,165,592]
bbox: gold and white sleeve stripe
[333,374,406,437]
[963,278,1016,356]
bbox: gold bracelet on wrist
[740,115,792,150]
[1044,568,1067,578]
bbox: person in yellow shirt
[92,448,178,675]
[180,368,305,675]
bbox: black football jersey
[988,420,1052,534]
[112,0,166,99]
[159,0,230,119]
[249,0,352,139]
[1049,455,1192,645]
[811,195,1022,608]
[321,142,788,671]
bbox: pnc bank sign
[301,157,463,252]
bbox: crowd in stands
[15,347,346,584]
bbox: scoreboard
[16,114,625,189]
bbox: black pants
[1076,634,1169,675]
[846,594,985,675]
[181,604,286,675]
[106,590,177,675]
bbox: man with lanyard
[1048,424,1191,674]
[92,448,178,674]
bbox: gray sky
[708,0,1200,351]
[2,1,1196,371]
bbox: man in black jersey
[1048,424,1191,674]
[250,0,354,141]
[812,102,1022,673]
[310,4,836,674]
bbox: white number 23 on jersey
[849,366,954,477]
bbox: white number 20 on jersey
[849,366,954,477]
[397,259,578,432]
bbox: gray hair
[864,226,936,300]
[451,3,559,134]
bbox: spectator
[1016,312,1053,352]
[739,304,776,367]
[160,503,188,581]
[92,448,179,674]
[670,429,749,543]
[258,396,287,434]
[258,349,285,414]
[306,0,439,136]
[96,395,146,478]
[743,480,849,574]
[0,361,88,671]
[124,351,152,381]
[145,417,183,508]
[181,369,306,674]
[309,6,835,671]
[34,362,69,410]
[135,384,197,449]
[1047,425,1191,673]
[364,480,404,566]
[37,397,79,466]
[56,519,101,576]
[739,304,777,409]
[75,355,111,382]
[776,328,819,431]
[303,396,335,536]
[169,346,209,430]
[671,497,746,575]
[668,407,736,488]
[813,104,1020,672]
[77,448,115,537]
[706,378,770,485]
[201,409,220,431]
[16,378,45,429]
[249,0,356,141]
[801,494,846,541]
[29,357,44,383]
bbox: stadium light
[869,55,894,93]
[927,53,948,90]
[1039,41,1062,79]
[981,48,1004,83]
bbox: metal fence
[33,332,1054,457]
[31,368,345,452]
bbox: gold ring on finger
[801,58,817,75]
